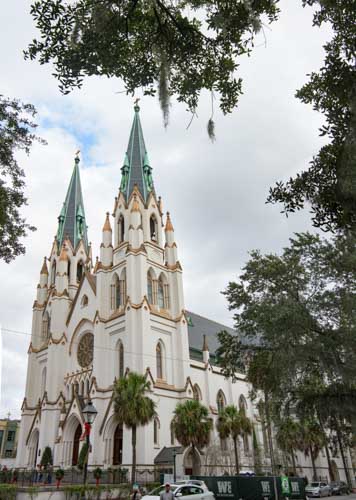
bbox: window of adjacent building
[7,430,15,442]
[156,343,163,379]
[217,390,226,412]
[118,215,125,244]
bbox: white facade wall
[16,174,354,486]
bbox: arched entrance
[331,460,340,481]
[72,423,82,466]
[113,424,123,465]
[28,429,39,467]
[184,447,201,476]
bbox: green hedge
[0,484,17,500]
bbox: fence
[0,466,161,488]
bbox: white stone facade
[16,111,353,485]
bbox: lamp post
[82,400,98,486]
[173,449,177,483]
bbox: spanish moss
[158,51,170,128]
[207,118,216,142]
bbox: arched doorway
[184,447,201,476]
[72,423,82,466]
[331,460,340,481]
[113,424,123,465]
[28,429,39,467]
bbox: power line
[1,326,207,366]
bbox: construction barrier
[192,475,306,500]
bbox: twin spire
[56,155,88,252]
[119,103,154,202]
[56,105,155,252]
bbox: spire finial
[40,257,49,275]
[102,212,112,232]
[75,150,80,163]
[134,97,140,112]
[165,212,174,232]
[202,334,209,352]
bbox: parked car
[175,480,209,491]
[142,484,215,500]
[305,482,331,497]
[329,481,350,495]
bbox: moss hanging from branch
[158,51,170,128]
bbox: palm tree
[216,405,252,475]
[298,420,325,481]
[172,400,212,474]
[275,417,301,475]
[113,372,156,483]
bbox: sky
[0,1,331,419]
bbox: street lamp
[82,400,98,485]
[172,449,177,483]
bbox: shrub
[40,446,53,469]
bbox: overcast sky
[0,1,331,418]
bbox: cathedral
[16,105,349,482]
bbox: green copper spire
[56,155,88,251]
[120,103,154,201]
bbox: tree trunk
[318,414,334,481]
[290,449,297,475]
[336,422,352,488]
[233,437,239,475]
[310,447,317,481]
[131,425,137,484]
[264,392,276,475]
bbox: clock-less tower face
[77,332,94,368]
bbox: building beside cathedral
[16,105,352,483]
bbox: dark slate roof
[154,446,183,464]
[186,310,236,360]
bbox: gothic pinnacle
[40,257,49,275]
[102,212,112,232]
[165,212,174,232]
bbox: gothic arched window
[157,279,164,308]
[217,390,226,412]
[41,367,47,396]
[147,273,154,304]
[154,418,160,446]
[156,343,163,380]
[170,421,175,445]
[51,260,56,286]
[118,215,125,244]
[111,272,126,310]
[118,341,124,379]
[193,384,202,401]
[150,215,157,242]
[239,395,249,453]
[42,312,50,340]
[77,261,84,282]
